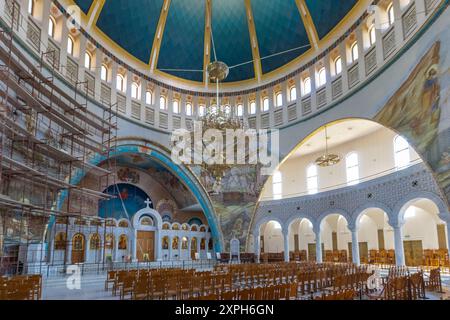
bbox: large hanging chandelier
[315,125,341,167]
[194,60,246,193]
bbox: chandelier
[193,61,246,194]
[315,125,341,167]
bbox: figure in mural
[375,41,450,206]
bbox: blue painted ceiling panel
[157,0,205,82]
[251,0,310,75]
[74,0,93,15]
[96,0,164,63]
[211,0,254,82]
[306,0,358,39]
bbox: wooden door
[348,242,352,261]
[332,232,338,251]
[404,240,423,266]
[377,229,385,250]
[308,243,316,261]
[437,224,447,249]
[359,242,369,263]
[294,234,299,252]
[71,234,85,264]
[191,238,198,260]
[137,231,155,262]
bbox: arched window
[84,52,92,70]
[289,87,297,101]
[387,3,395,26]
[394,135,410,169]
[100,64,108,82]
[118,235,128,250]
[173,100,180,114]
[131,82,140,99]
[272,170,282,200]
[186,102,193,116]
[346,152,360,186]
[334,56,342,75]
[236,104,243,117]
[262,97,269,112]
[116,74,125,92]
[172,236,179,250]
[303,77,311,96]
[275,92,283,107]
[89,234,101,250]
[317,67,326,87]
[105,234,114,249]
[351,42,359,62]
[249,101,256,115]
[118,220,129,228]
[67,36,74,56]
[307,164,318,195]
[200,238,206,250]
[198,105,206,116]
[159,96,167,110]
[72,234,85,251]
[145,91,152,105]
[368,24,376,46]
[28,0,34,16]
[48,17,56,38]
[54,232,66,250]
[182,237,188,249]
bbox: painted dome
[72,0,359,83]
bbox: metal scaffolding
[0,1,117,275]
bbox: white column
[314,226,322,263]
[168,236,173,261]
[156,231,162,261]
[393,225,405,266]
[132,230,137,261]
[197,237,201,259]
[188,237,192,261]
[350,227,360,266]
[283,231,289,262]
[178,238,182,260]
[254,233,261,263]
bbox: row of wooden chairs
[0,274,42,300]
[315,289,356,300]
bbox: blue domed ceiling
[73,0,359,83]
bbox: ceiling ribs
[150,0,171,72]
[295,0,320,51]
[244,0,262,83]
[86,0,106,31]
[203,0,212,87]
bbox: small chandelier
[315,125,341,167]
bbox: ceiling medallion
[315,125,341,167]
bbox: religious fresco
[98,183,152,220]
[194,165,266,251]
[375,39,450,207]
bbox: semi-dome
[73,0,359,84]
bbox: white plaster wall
[402,207,440,249]
[262,128,421,199]
[262,222,284,253]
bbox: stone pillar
[254,233,261,263]
[156,232,162,261]
[393,225,405,266]
[283,231,290,262]
[188,237,192,261]
[350,226,360,266]
[314,226,322,263]
[168,236,173,261]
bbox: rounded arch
[52,139,223,252]
[133,207,163,229]
[317,209,351,230]
[394,191,448,226]
[253,216,285,236]
[351,201,393,228]
[285,214,314,233]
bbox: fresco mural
[195,165,266,251]
[375,39,450,207]
[98,183,152,220]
